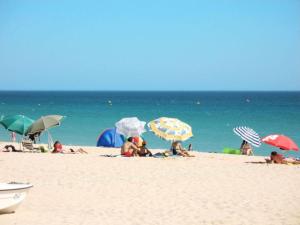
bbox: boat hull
[0,183,33,213]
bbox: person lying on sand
[121,137,140,157]
[138,141,152,157]
[52,141,88,154]
[268,151,300,164]
[0,145,22,152]
[170,141,194,157]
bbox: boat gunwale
[0,185,33,192]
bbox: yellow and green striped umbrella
[148,117,193,141]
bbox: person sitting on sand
[240,140,253,156]
[121,137,140,157]
[52,141,88,154]
[269,151,300,164]
[170,141,194,157]
[138,141,152,157]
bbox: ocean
[0,91,299,157]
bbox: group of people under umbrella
[115,117,194,157]
[0,114,299,163]
[0,114,64,149]
[114,117,299,162]
[234,126,299,163]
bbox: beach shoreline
[1,91,299,157]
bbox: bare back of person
[270,152,287,164]
[121,141,139,157]
[272,154,285,164]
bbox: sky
[0,0,299,91]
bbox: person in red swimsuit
[270,151,300,164]
[52,141,64,153]
[52,141,87,154]
[121,137,140,157]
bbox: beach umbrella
[0,115,34,135]
[148,117,193,141]
[262,134,298,151]
[26,115,64,135]
[26,115,64,149]
[115,117,146,137]
[233,126,261,147]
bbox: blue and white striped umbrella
[233,126,261,147]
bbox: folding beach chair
[22,140,40,153]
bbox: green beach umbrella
[26,115,64,135]
[0,115,34,135]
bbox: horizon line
[0,90,299,92]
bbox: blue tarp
[96,128,125,147]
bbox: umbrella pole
[47,130,54,150]
[19,135,23,151]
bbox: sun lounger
[22,140,40,153]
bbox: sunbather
[138,141,152,157]
[240,140,253,156]
[0,145,23,152]
[52,141,88,154]
[121,137,140,157]
[269,151,300,164]
[170,141,194,157]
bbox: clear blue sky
[0,0,299,91]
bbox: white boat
[0,182,33,213]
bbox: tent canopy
[97,128,125,148]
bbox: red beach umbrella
[262,134,299,151]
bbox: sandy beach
[0,142,300,225]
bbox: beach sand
[0,142,300,225]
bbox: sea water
[0,91,299,157]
